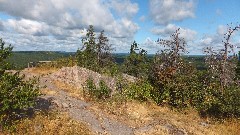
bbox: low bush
[197,84,240,118]
[124,80,153,102]
[0,38,41,130]
[84,78,111,100]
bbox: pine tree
[76,25,98,71]
[0,38,40,127]
[76,25,114,72]
[0,38,12,75]
[123,41,149,78]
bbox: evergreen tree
[235,51,240,79]
[123,41,149,78]
[76,25,114,72]
[0,38,40,127]
[76,25,98,71]
[0,38,12,75]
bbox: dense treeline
[6,51,73,69]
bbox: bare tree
[152,28,187,83]
[204,24,240,92]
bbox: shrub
[204,24,240,91]
[0,38,40,129]
[0,73,40,126]
[84,78,97,99]
[101,63,121,77]
[235,59,240,80]
[200,24,240,118]
[84,78,111,100]
[149,61,206,108]
[124,80,153,102]
[197,84,240,118]
[149,28,191,107]
[98,80,111,99]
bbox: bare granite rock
[50,66,136,92]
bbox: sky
[0,0,239,55]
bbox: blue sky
[0,0,239,54]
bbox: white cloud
[217,25,227,35]
[199,25,240,54]
[200,37,212,45]
[4,19,49,36]
[151,24,197,42]
[109,0,139,19]
[140,37,163,54]
[0,0,139,51]
[149,0,196,25]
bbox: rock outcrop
[50,66,136,91]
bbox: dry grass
[3,111,93,135]
[41,88,57,96]
[210,119,240,135]
[27,67,58,76]
[92,99,240,135]
[52,80,85,100]
[47,80,240,135]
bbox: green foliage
[7,51,72,70]
[0,38,40,129]
[101,63,121,77]
[235,52,240,80]
[196,84,240,118]
[196,24,240,118]
[150,58,204,107]
[98,80,111,99]
[0,73,40,123]
[0,38,12,73]
[124,80,153,102]
[123,41,149,78]
[76,25,114,73]
[37,55,77,69]
[79,25,240,119]
[205,25,240,92]
[85,78,97,98]
[85,78,111,100]
[76,25,98,71]
[147,26,240,118]
[149,29,190,107]
[161,67,205,108]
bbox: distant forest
[7,51,206,70]
[7,51,73,69]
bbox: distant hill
[7,51,75,69]
[7,51,207,70]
